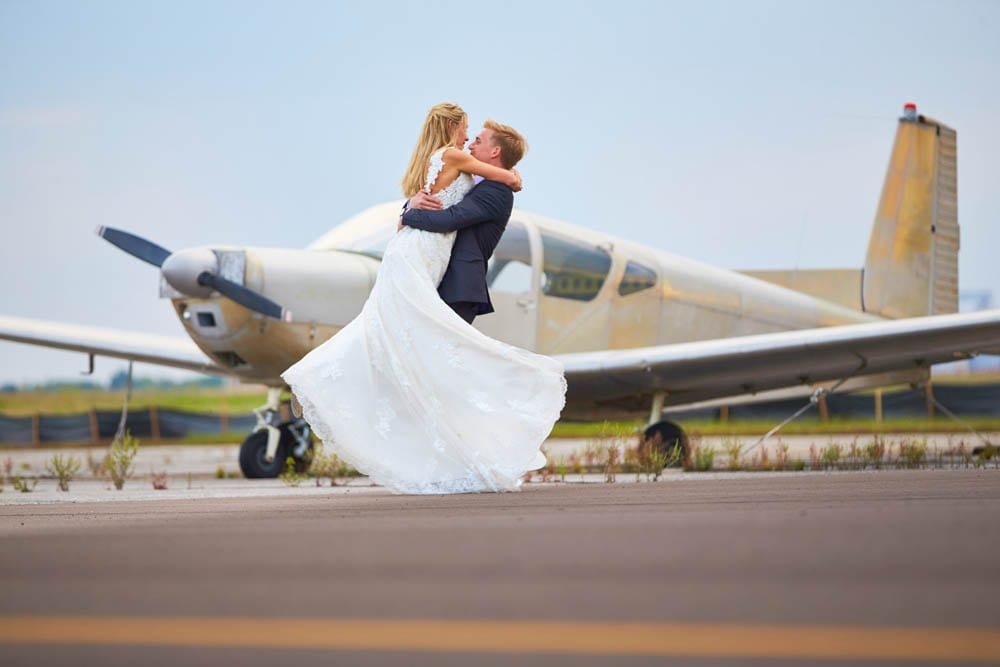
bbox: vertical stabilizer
[862,104,958,318]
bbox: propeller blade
[197,272,292,321]
[96,226,172,267]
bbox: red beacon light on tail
[903,102,918,120]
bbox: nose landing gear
[238,387,313,478]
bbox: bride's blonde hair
[400,102,467,197]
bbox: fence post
[149,405,161,441]
[874,388,883,423]
[220,404,229,433]
[31,412,41,446]
[925,383,936,419]
[719,405,729,423]
[817,394,829,422]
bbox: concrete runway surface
[1,470,998,666]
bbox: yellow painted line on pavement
[0,617,999,662]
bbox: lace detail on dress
[425,148,445,191]
[281,147,566,495]
[424,147,474,209]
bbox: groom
[401,119,527,325]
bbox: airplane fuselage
[167,202,880,387]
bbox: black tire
[643,420,688,468]
[238,428,291,479]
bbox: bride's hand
[508,169,523,192]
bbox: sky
[1,0,998,385]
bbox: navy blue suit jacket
[402,180,513,315]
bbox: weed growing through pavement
[820,443,843,470]
[309,445,356,487]
[46,454,82,492]
[86,451,106,477]
[279,456,306,487]
[604,445,619,483]
[751,445,772,472]
[568,452,584,481]
[582,441,603,470]
[774,441,792,470]
[808,444,820,470]
[105,431,139,490]
[899,438,928,469]
[687,442,716,472]
[634,439,678,481]
[723,438,743,472]
[151,470,169,490]
[12,475,38,493]
[977,443,998,468]
[864,436,886,469]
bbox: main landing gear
[238,387,313,478]
[642,392,688,468]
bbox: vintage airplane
[4,103,1000,477]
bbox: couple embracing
[282,103,566,494]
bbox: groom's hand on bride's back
[409,190,443,211]
[399,190,443,230]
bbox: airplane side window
[618,260,657,296]
[540,233,612,302]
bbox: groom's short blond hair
[485,119,527,169]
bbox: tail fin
[862,104,958,318]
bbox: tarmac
[1,467,998,666]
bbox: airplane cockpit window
[487,221,533,293]
[308,204,399,259]
[540,233,612,302]
[618,260,658,296]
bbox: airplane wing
[558,309,1000,410]
[0,316,224,375]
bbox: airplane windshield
[487,221,533,293]
[308,202,401,259]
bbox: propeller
[96,226,171,267]
[197,271,291,322]
[96,225,292,321]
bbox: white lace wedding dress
[281,148,567,494]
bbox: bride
[282,103,566,494]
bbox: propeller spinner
[96,226,292,321]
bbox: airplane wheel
[643,420,688,468]
[238,428,291,479]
